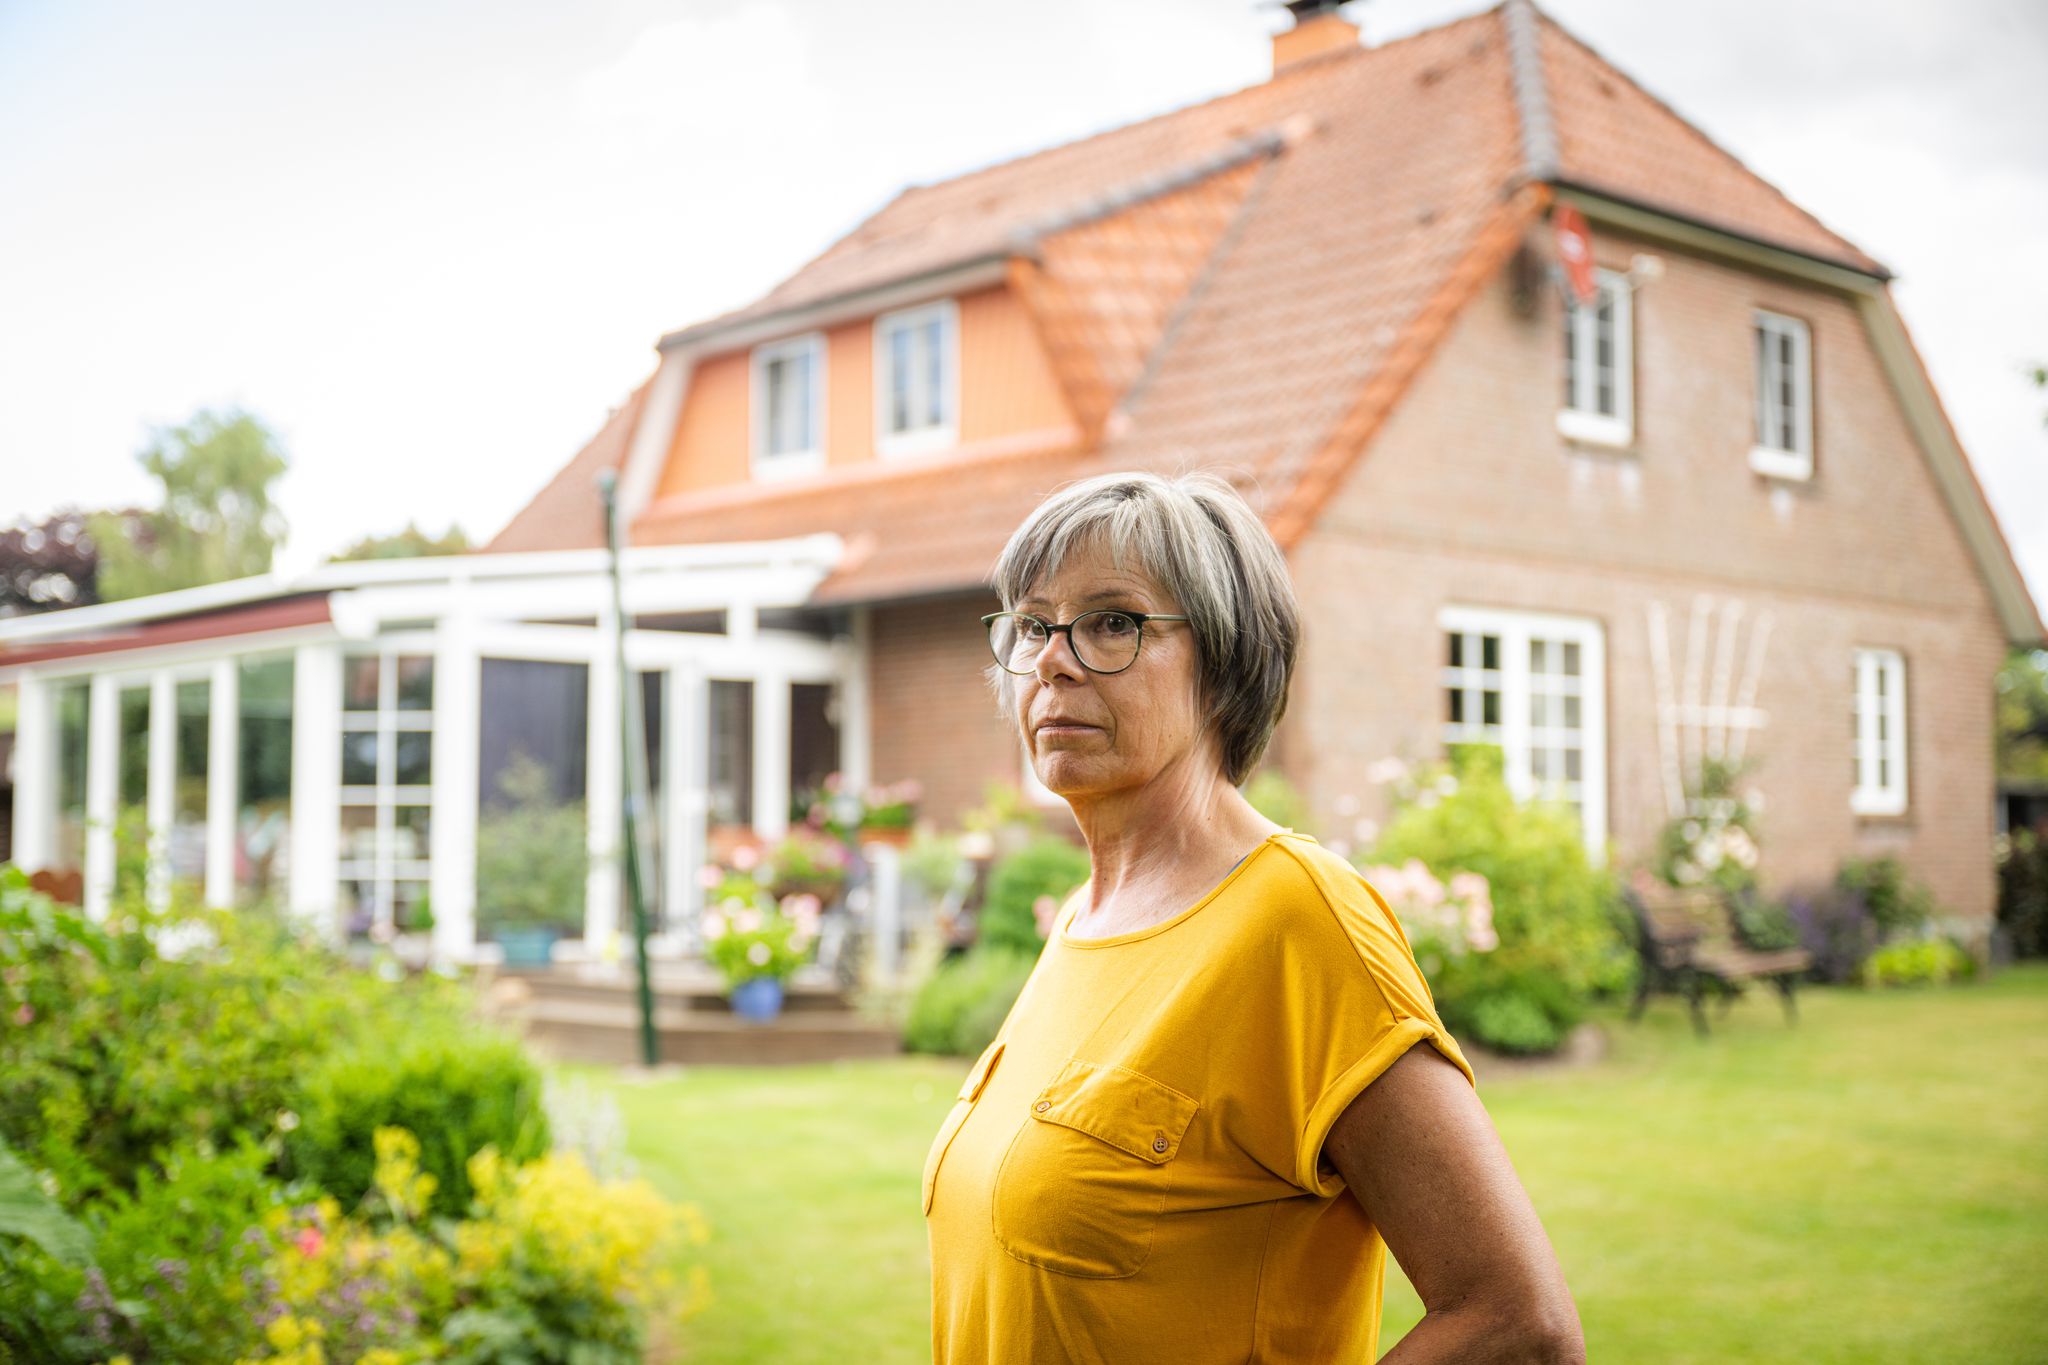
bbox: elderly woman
[922,471,1584,1363]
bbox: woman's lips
[1037,724,1098,735]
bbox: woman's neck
[1067,760,1282,919]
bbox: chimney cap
[1281,0,1352,20]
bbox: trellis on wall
[1646,594,1773,820]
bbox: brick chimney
[1272,0,1361,75]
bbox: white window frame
[1438,605,1608,861]
[1556,267,1633,448]
[873,299,958,458]
[750,332,827,480]
[1851,647,1907,816]
[1750,309,1814,480]
[338,649,435,937]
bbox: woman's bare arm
[1323,1042,1585,1364]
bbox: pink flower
[12,1004,32,1027]
[735,906,764,935]
[731,844,761,872]
[295,1226,324,1258]
[698,863,725,890]
[700,912,728,941]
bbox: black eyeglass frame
[980,609,1192,676]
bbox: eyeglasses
[981,609,1190,676]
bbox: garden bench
[1622,878,1814,1038]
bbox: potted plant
[476,752,588,968]
[765,829,851,904]
[858,778,923,847]
[699,866,823,1020]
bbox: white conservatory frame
[1,537,872,964]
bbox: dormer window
[1750,309,1813,480]
[1556,268,1633,448]
[753,333,825,478]
[874,300,957,457]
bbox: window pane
[1447,631,1463,667]
[1481,635,1499,671]
[342,732,379,786]
[172,680,210,889]
[341,804,379,863]
[1563,301,1578,408]
[237,655,294,903]
[394,806,431,860]
[890,327,913,432]
[55,683,90,874]
[117,685,150,810]
[396,656,434,711]
[344,656,381,711]
[1447,687,1465,724]
[1481,690,1500,727]
[708,679,755,828]
[394,731,432,787]
[478,659,589,808]
[922,317,945,426]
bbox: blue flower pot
[729,976,785,1021]
[496,928,559,968]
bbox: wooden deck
[484,961,903,1066]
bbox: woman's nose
[1034,625,1087,680]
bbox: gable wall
[1278,227,2006,920]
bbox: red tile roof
[485,377,650,554]
[492,3,1918,607]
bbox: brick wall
[867,591,1032,830]
[1283,227,2007,919]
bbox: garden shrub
[1996,829,2048,958]
[0,865,455,1200]
[475,750,589,935]
[1861,936,1977,988]
[1365,745,1627,1053]
[979,835,1090,955]
[0,865,709,1362]
[1467,990,1561,1056]
[1836,855,1936,940]
[903,947,1038,1055]
[289,1028,550,1220]
[1783,882,1879,983]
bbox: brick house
[6,0,2038,955]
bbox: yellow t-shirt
[923,830,1476,1364]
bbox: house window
[1851,648,1907,816]
[1557,268,1632,447]
[1439,606,1607,858]
[338,652,434,939]
[751,333,825,478]
[1750,310,1813,479]
[874,300,957,456]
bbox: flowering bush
[792,772,923,837]
[234,1128,710,1365]
[699,886,822,988]
[1860,935,1977,989]
[1653,755,1763,896]
[1357,858,1499,978]
[1361,744,1626,1055]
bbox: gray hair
[985,469,1299,787]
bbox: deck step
[506,995,902,1067]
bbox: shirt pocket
[922,1038,1005,1217]
[990,1057,1201,1279]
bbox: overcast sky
[2,0,2043,611]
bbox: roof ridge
[1533,11,1880,272]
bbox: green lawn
[592,964,2048,1364]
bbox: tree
[1998,646,2048,784]
[90,407,289,601]
[0,510,104,618]
[328,520,471,563]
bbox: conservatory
[0,537,876,963]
